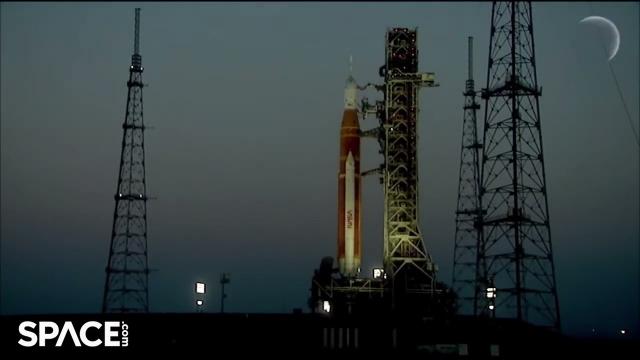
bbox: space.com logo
[18,321,129,347]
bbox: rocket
[337,65,361,277]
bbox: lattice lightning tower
[102,8,150,313]
[476,1,560,329]
[452,37,483,316]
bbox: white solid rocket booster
[344,151,356,275]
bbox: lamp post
[195,281,206,313]
[486,282,497,319]
[220,273,230,313]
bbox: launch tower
[378,28,438,311]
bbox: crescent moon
[579,16,620,61]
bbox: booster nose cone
[346,150,355,167]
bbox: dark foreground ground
[1,313,637,357]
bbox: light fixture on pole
[195,281,206,313]
[220,273,230,313]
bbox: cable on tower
[587,3,639,148]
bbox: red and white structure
[337,68,361,277]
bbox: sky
[1,2,638,338]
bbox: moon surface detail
[580,16,620,61]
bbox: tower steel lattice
[476,1,560,329]
[102,8,150,313]
[379,28,438,300]
[452,37,483,316]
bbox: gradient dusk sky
[1,2,638,338]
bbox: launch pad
[86,4,569,354]
[310,265,456,319]
[309,28,451,319]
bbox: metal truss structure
[102,8,150,313]
[476,1,560,329]
[379,28,438,298]
[452,37,484,316]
